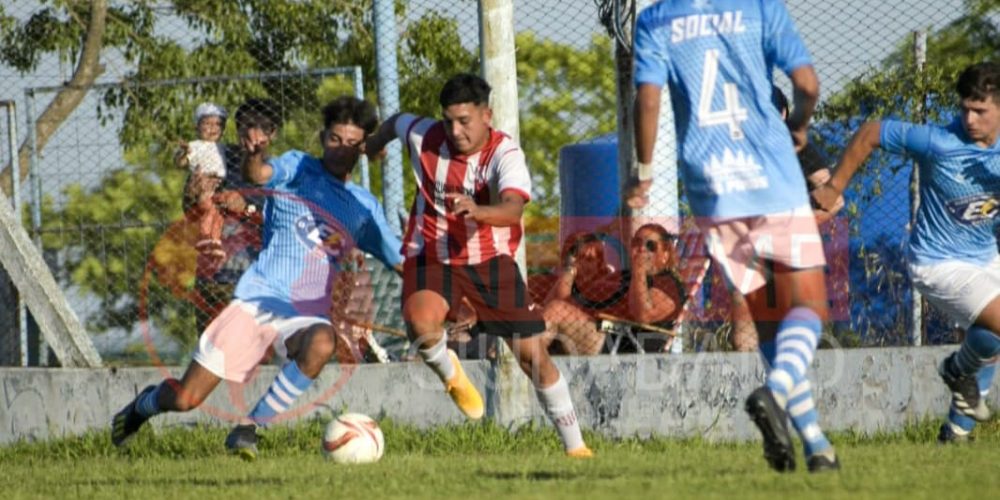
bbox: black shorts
[402,254,546,337]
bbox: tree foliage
[0,1,615,349]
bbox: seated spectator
[542,224,685,355]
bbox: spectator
[182,98,284,332]
[542,224,685,355]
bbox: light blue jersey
[234,150,399,317]
[344,181,404,268]
[634,0,812,217]
[882,120,1000,266]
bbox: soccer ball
[321,413,385,464]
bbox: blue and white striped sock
[135,382,165,418]
[950,326,1000,377]
[786,379,832,456]
[248,361,314,426]
[946,360,998,434]
[765,307,822,408]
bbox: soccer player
[112,97,401,460]
[630,1,839,472]
[365,73,592,458]
[813,61,1000,443]
[729,87,846,352]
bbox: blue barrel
[558,134,625,268]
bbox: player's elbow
[791,66,820,102]
[635,85,661,115]
[858,121,882,148]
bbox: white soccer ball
[321,413,385,464]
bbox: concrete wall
[1,345,995,444]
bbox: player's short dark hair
[322,96,378,135]
[235,98,283,133]
[957,62,1000,103]
[439,73,491,108]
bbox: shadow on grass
[479,469,620,481]
[69,477,286,487]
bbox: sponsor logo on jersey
[294,214,348,259]
[946,194,1000,224]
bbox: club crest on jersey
[294,214,348,259]
[947,194,1000,224]
[703,148,768,194]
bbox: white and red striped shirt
[396,114,532,266]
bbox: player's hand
[811,184,843,213]
[240,126,271,155]
[445,193,481,220]
[364,136,388,162]
[624,179,653,210]
[790,127,809,153]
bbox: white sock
[418,334,455,383]
[536,373,585,452]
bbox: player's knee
[303,325,338,364]
[403,292,448,333]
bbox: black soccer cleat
[745,386,796,472]
[225,423,260,461]
[111,385,156,447]
[938,354,991,421]
[806,452,841,473]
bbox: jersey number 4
[697,49,748,140]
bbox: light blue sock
[765,307,822,407]
[248,361,314,426]
[787,379,832,456]
[950,326,1000,377]
[947,361,998,434]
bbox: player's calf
[510,335,592,457]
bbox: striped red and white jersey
[396,113,532,266]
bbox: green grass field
[2,418,998,499]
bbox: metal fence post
[374,0,404,233]
[910,30,927,347]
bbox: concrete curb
[1,345,993,444]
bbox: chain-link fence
[0,0,985,365]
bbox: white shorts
[698,204,826,295]
[192,299,331,383]
[909,257,1000,329]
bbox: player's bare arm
[445,191,525,227]
[787,65,820,151]
[812,121,881,211]
[625,83,662,209]
[242,126,274,185]
[365,113,402,161]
